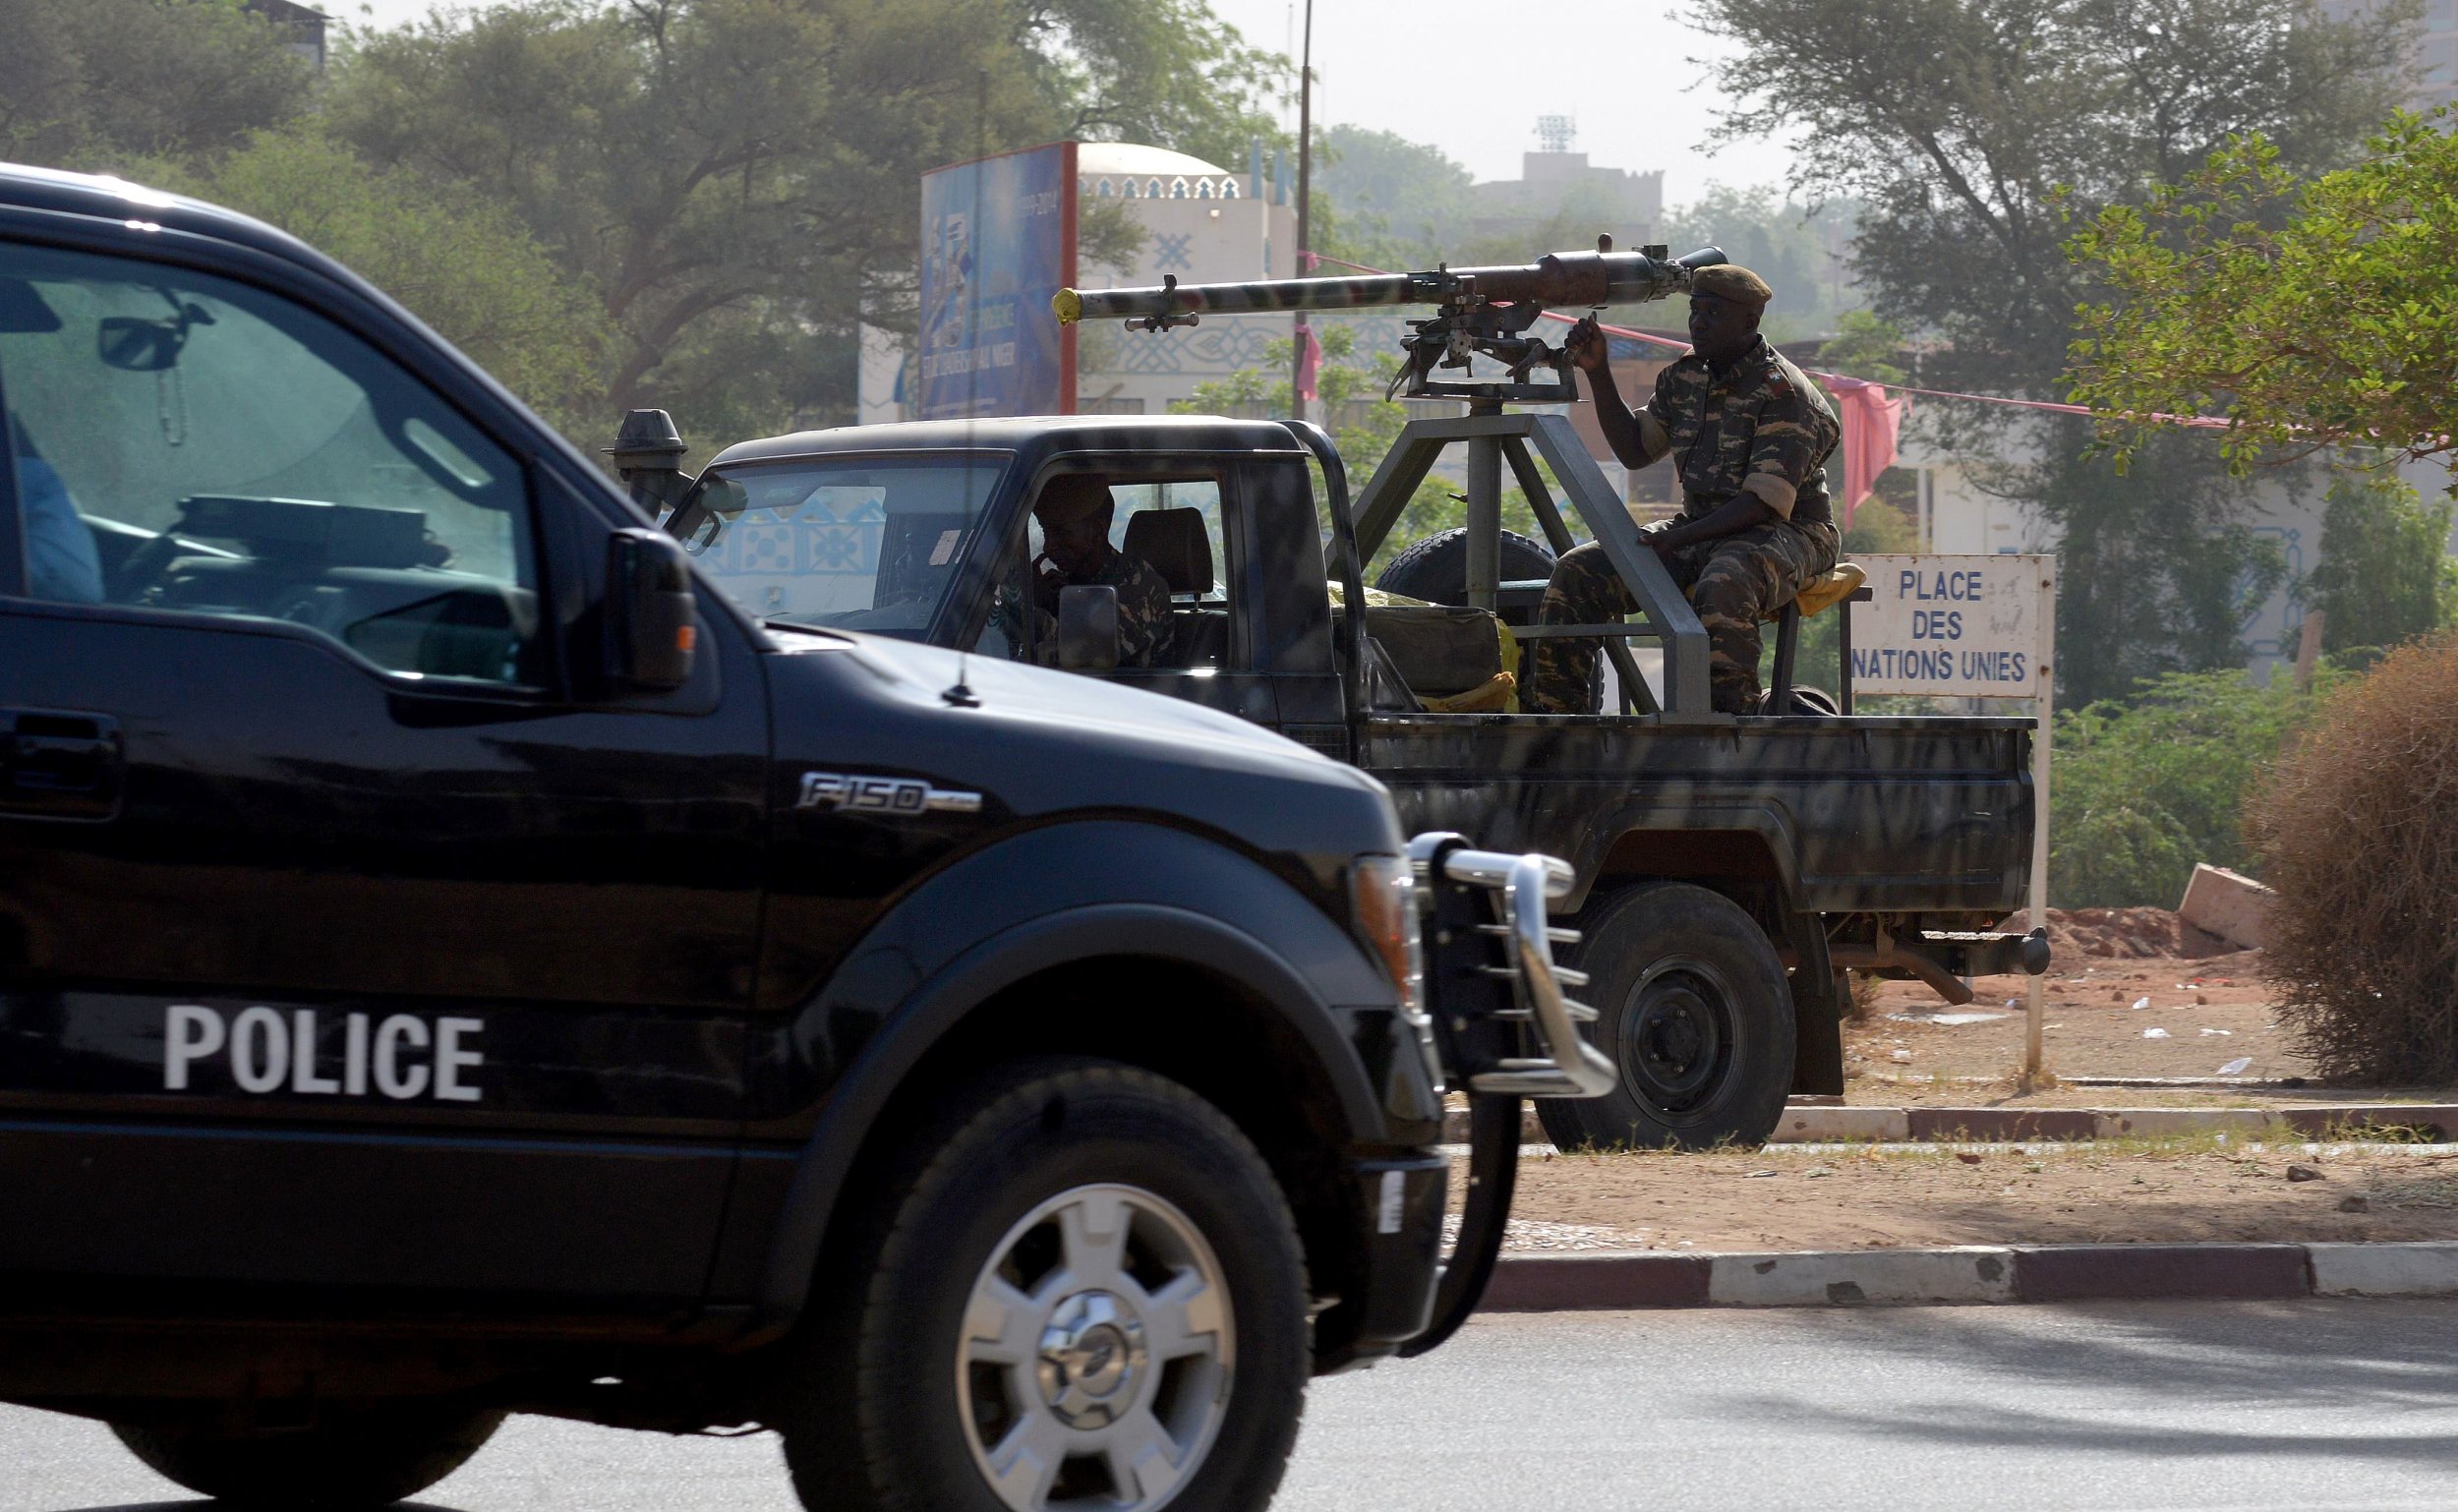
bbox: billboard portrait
[918,141,1077,420]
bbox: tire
[1534,883,1796,1151]
[1758,684,1842,716]
[110,1403,503,1509]
[1373,527,1557,606]
[778,1058,1311,1512]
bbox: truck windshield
[677,456,1006,636]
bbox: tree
[1660,185,1863,340]
[1311,126,1477,269]
[1688,0,2410,701]
[1014,0,1284,172]
[148,125,614,439]
[2065,113,2458,475]
[326,0,1278,449]
[2305,467,2458,657]
[0,0,311,166]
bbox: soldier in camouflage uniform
[1522,264,1843,716]
[1004,474,1177,668]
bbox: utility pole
[1289,0,1315,426]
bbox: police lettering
[164,1005,484,1102]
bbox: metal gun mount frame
[1349,407,1717,721]
[1394,293,1578,404]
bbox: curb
[1437,1104,2458,1144]
[1773,1103,2458,1143]
[1479,1241,2458,1312]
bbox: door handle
[2,708,123,820]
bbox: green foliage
[2048,664,2344,907]
[1843,496,1920,554]
[1309,125,1475,269]
[2066,113,2458,476]
[1690,0,2410,695]
[2306,467,2458,656]
[322,0,1277,450]
[145,124,614,439]
[1814,311,1908,385]
[0,0,311,165]
[1659,185,1862,341]
[1013,0,1286,172]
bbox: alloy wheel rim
[958,1183,1234,1512]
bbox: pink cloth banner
[1822,375,1908,527]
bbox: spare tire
[1375,528,1557,607]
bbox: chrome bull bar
[1406,836,1618,1099]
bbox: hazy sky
[331,0,1804,206]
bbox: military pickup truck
[0,164,1606,1512]
[662,410,2046,1153]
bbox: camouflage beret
[1689,263,1775,310]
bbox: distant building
[1468,121,1663,246]
[245,0,329,71]
[1069,143,1299,418]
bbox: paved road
[15,1300,2458,1512]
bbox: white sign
[1847,554,2053,699]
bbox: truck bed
[1362,712,2033,916]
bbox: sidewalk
[1439,1102,2458,1144]
[1483,1240,2458,1311]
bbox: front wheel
[778,1058,1311,1512]
[1535,882,1796,1150]
[109,1402,503,1509]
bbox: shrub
[2049,665,2344,907]
[2253,635,2458,1083]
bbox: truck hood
[827,630,1374,784]
[758,626,1404,868]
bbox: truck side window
[0,244,539,686]
[984,474,1234,672]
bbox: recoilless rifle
[1054,236,1726,402]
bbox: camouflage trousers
[1522,518,1841,715]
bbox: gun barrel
[1054,246,1726,325]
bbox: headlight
[1351,853,1440,1091]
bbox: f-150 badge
[797,771,983,815]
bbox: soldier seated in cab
[999,474,1176,668]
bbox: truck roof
[706,414,1308,471]
[0,161,358,286]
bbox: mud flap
[1787,924,1844,1097]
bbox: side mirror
[607,528,698,691]
[1056,584,1120,671]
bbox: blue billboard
[918,141,1078,419]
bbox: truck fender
[746,826,1394,1327]
[1567,797,1803,914]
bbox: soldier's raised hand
[1564,316,1610,374]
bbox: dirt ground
[1834,906,2451,1106]
[1476,1140,2458,1252]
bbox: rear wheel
[1535,883,1795,1150]
[109,1402,503,1509]
[777,1058,1310,1512]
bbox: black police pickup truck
[0,165,1608,1512]
[656,412,2044,1156]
